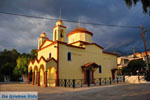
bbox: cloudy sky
[0,0,149,54]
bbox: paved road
[0,83,150,100]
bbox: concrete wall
[125,76,146,83]
[58,43,117,79]
[38,43,58,60]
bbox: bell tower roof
[53,20,66,29]
[56,20,64,26]
[40,32,47,37]
[38,32,48,49]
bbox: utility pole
[140,24,150,72]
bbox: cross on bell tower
[52,8,67,42]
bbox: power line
[0,11,143,29]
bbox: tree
[0,49,20,81]
[0,48,37,82]
[1,63,14,76]
[14,57,32,76]
[14,56,32,82]
[13,49,37,81]
[124,0,150,14]
[30,49,37,59]
[122,59,146,75]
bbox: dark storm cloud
[0,0,149,53]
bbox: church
[28,20,117,87]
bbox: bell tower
[53,20,66,42]
[38,32,48,49]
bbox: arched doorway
[86,68,92,84]
[34,66,38,84]
[47,67,56,87]
[39,65,44,86]
[81,62,99,84]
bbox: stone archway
[34,66,38,84]
[39,65,44,86]
[47,67,56,87]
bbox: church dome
[56,20,64,26]
[40,32,47,37]
[67,27,93,37]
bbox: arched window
[60,29,63,38]
[49,53,51,58]
[67,52,72,61]
[99,65,102,73]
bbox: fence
[48,76,125,88]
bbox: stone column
[44,71,47,87]
[36,72,38,84]
[27,72,30,84]
[84,70,87,84]
[38,72,40,86]
[92,70,95,84]
[56,71,58,86]
[32,72,35,85]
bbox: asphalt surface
[0,83,150,100]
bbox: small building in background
[117,51,150,75]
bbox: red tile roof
[70,41,104,49]
[81,62,99,68]
[39,40,53,49]
[103,51,117,56]
[57,20,63,23]
[41,32,46,35]
[67,27,93,37]
[37,41,85,52]
[28,56,57,66]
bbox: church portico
[28,56,57,87]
